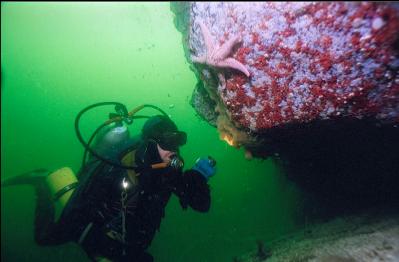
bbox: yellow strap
[121,150,138,185]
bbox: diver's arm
[173,169,211,212]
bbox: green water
[1,3,303,261]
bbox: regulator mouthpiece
[169,155,184,170]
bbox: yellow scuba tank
[45,167,78,219]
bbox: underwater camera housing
[207,156,216,167]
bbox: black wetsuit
[35,139,210,262]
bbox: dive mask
[157,131,187,151]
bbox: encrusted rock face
[190,81,218,126]
[172,2,399,154]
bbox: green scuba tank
[92,123,131,161]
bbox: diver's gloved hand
[192,157,216,180]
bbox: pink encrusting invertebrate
[188,2,399,134]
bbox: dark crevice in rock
[253,119,399,220]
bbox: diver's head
[142,115,187,160]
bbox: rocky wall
[172,2,399,158]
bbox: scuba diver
[2,102,216,262]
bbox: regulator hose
[75,102,169,171]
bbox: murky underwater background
[1,3,306,261]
